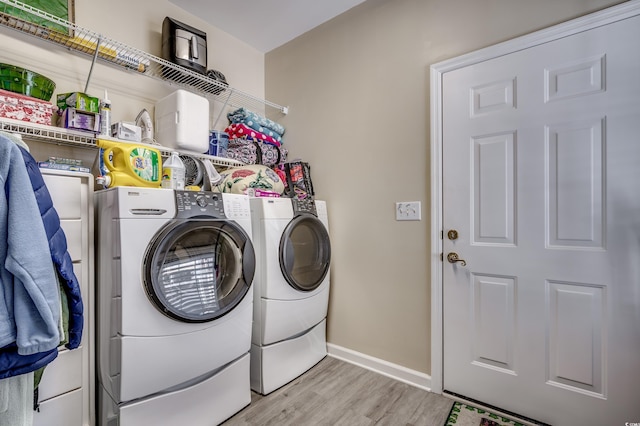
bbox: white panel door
[442,11,640,426]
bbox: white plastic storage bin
[155,89,209,153]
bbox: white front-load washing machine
[95,187,255,426]
[249,196,331,395]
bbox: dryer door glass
[144,219,255,322]
[280,214,331,292]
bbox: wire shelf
[0,117,95,147]
[0,0,288,119]
[0,116,245,168]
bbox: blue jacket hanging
[0,135,84,379]
[0,135,61,379]
[19,147,84,351]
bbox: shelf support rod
[84,36,102,93]
[211,89,234,129]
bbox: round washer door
[279,214,331,292]
[144,218,255,322]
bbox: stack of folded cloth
[226,107,285,142]
[225,122,281,146]
[224,107,287,167]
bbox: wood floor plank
[222,356,454,426]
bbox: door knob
[447,252,466,266]
[447,229,459,240]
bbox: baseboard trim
[327,343,432,392]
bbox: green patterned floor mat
[444,401,526,426]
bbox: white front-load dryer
[95,187,255,426]
[249,197,331,394]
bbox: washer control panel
[175,191,226,219]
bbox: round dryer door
[280,214,331,292]
[144,218,255,322]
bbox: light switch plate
[396,201,421,221]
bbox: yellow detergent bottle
[97,139,162,188]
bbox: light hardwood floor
[222,356,454,426]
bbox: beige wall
[0,0,264,163]
[265,0,627,375]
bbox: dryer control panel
[175,191,226,219]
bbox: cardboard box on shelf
[0,89,54,125]
[59,107,100,133]
[56,92,100,113]
[0,89,53,126]
[38,161,91,173]
[111,121,141,142]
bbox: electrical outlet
[396,201,421,221]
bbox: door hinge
[440,253,443,262]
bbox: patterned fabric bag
[225,137,287,167]
[259,142,288,167]
[225,138,259,164]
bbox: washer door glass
[144,218,255,322]
[280,214,331,292]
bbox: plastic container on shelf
[155,89,209,153]
[99,90,111,136]
[208,130,229,157]
[97,138,162,188]
[161,151,186,190]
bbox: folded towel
[227,107,285,137]
[225,123,282,147]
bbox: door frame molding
[429,0,640,394]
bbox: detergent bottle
[97,139,162,188]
